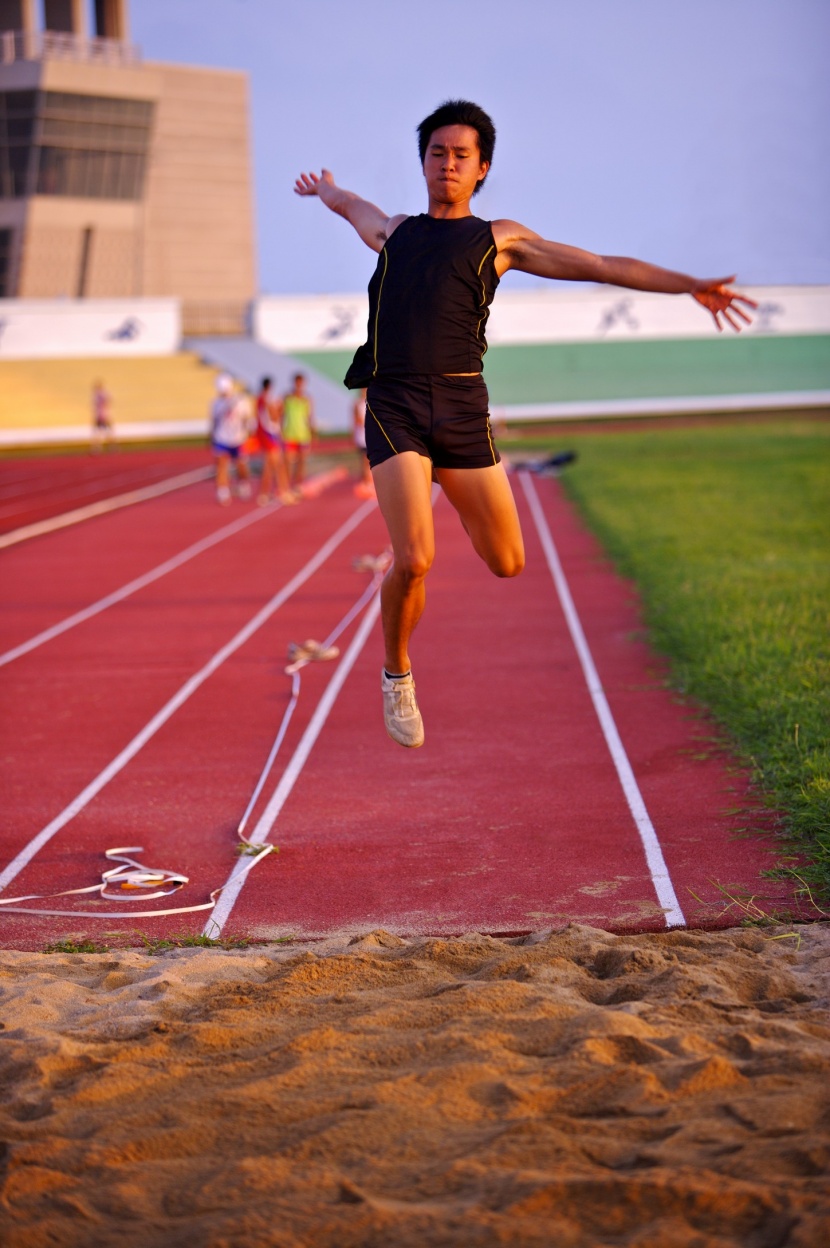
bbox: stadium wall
[254,286,830,353]
[0,297,180,357]
[254,286,830,419]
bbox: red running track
[0,451,793,949]
[0,447,211,535]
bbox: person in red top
[90,379,115,452]
[254,376,293,506]
[296,99,756,749]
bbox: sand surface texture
[1,923,829,1247]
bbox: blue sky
[131,0,829,296]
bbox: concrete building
[0,0,255,332]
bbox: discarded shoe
[352,552,392,574]
[287,639,340,665]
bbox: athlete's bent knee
[479,541,524,579]
[393,550,433,584]
[488,548,525,578]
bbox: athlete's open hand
[294,169,335,198]
[692,277,758,332]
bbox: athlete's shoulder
[490,219,542,251]
[384,213,410,242]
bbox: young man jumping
[295,99,755,750]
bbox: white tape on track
[519,472,686,929]
[0,499,376,899]
[0,844,276,919]
[205,589,383,936]
[0,553,386,923]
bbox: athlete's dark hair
[417,99,495,195]
[260,376,272,389]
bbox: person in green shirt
[281,372,316,492]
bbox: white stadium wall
[252,294,368,355]
[253,286,830,353]
[2,286,826,362]
[0,299,181,359]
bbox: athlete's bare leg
[437,462,525,577]
[372,452,435,674]
[259,448,291,501]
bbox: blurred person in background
[352,387,375,498]
[255,375,294,505]
[90,380,115,452]
[281,372,316,494]
[210,374,253,505]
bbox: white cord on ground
[0,550,389,923]
[238,557,389,837]
[0,843,275,919]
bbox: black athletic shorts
[365,374,500,470]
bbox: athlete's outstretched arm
[492,221,757,332]
[294,169,404,253]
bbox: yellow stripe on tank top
[372,248,389,377]
[476,243,495,356]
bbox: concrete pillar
[0,0,37,35]
[44,0,88,36]
[94,0,129,41]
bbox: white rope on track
[206,578,385,936]
[236,558,389,840]
[519,471,686,929]
[0,499,376,904]
[0,551,389,922]
[0,845,275,920]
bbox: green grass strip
[533,419,830,897]
[295,335,830,405]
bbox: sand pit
[1,923,828,1247]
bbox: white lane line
[520,472,686,928]
[205,591,382,935]
[0,467,212,550]
[0,500,376,897]
[0,466,349,668]
[0,505,278,669]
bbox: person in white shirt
[210,374,253,505]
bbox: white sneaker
[381,669,424,748]
[217,486,232,506]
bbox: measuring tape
[0,551,390,922]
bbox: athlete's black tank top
[344,214,499,388]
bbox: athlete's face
[423,124,489,204]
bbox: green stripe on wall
[295,335,830,405]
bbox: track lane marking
[520,472,686,928]
[0,500,376,897]
[0,467,212,550]
[0,463,207,516]
[0,505,277,668]
[1,467,350,667]
[206,482,442,934]
[205,592,383,936]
